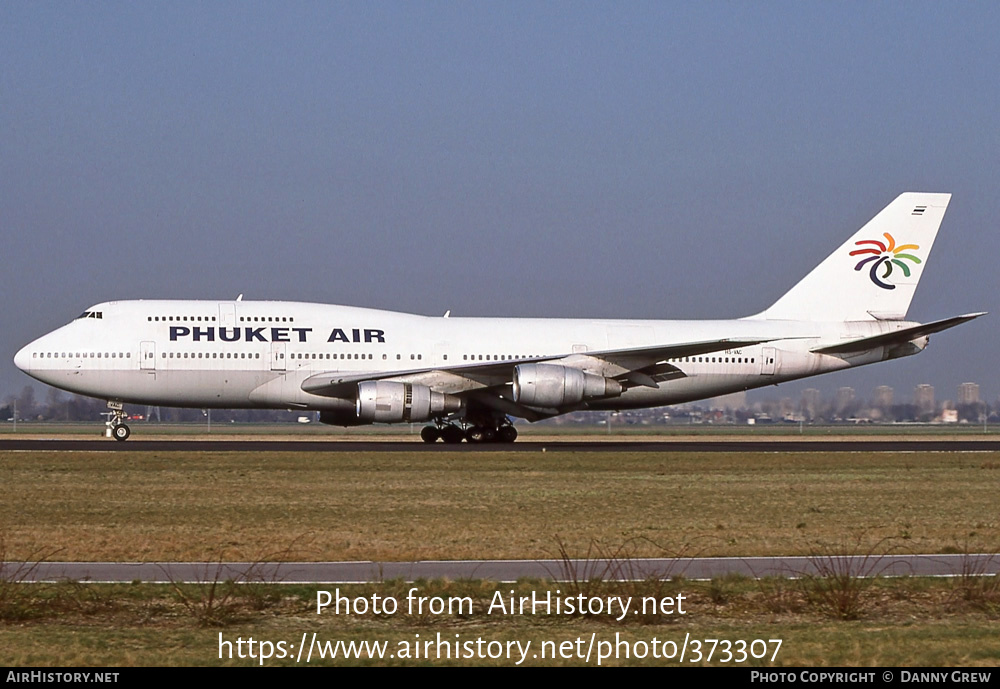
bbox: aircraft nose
[14,344,31,372]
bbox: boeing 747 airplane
[14,193,984,442]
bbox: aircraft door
[433,341,451,366]
[761,347,777,375]
[219,303,236,327]
[271,342,286,371]
[140,341,156,370]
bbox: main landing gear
[420,425,466,444]
[420,418,518,444]
[106,401,130,442]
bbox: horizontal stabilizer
[812,313,986,355]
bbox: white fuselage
[14,299,919,416]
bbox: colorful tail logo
[850,233,921,290]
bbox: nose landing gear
[106,401,130,442]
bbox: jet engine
[512,363,622,408]
[315,397,367,426]
[355,381,462,423]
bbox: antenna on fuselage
[236,294,243,302]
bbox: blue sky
[2,1,997,404]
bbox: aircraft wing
[811,313,986,355]
[300,337,774,399]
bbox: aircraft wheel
[465,426,489,443]
[112,424,131,442]
[441,426,465,444]
[497,425,518,443]
[420,426,440,443]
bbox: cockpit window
[75,311,103,320]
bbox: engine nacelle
[512,364,622,408]
[319,408,366,427]
[317,398,366,426]
[356,381,462,423]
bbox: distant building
[709,391,747,411]
[802,388,821,418]
[835,387,855,415]
[914,384,935,416]
[958,382,980,406]
[873,386,894,409]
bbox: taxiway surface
[13,554,1000,583]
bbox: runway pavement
[3,438,1000,452]
[10,554,1000,583]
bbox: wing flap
[812,312,986,355]
[586,337,775,371]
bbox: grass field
[1,445,998,666]
[1,576,999,665]
[1,449,998,561]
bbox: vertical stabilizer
[751,192,951,322]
